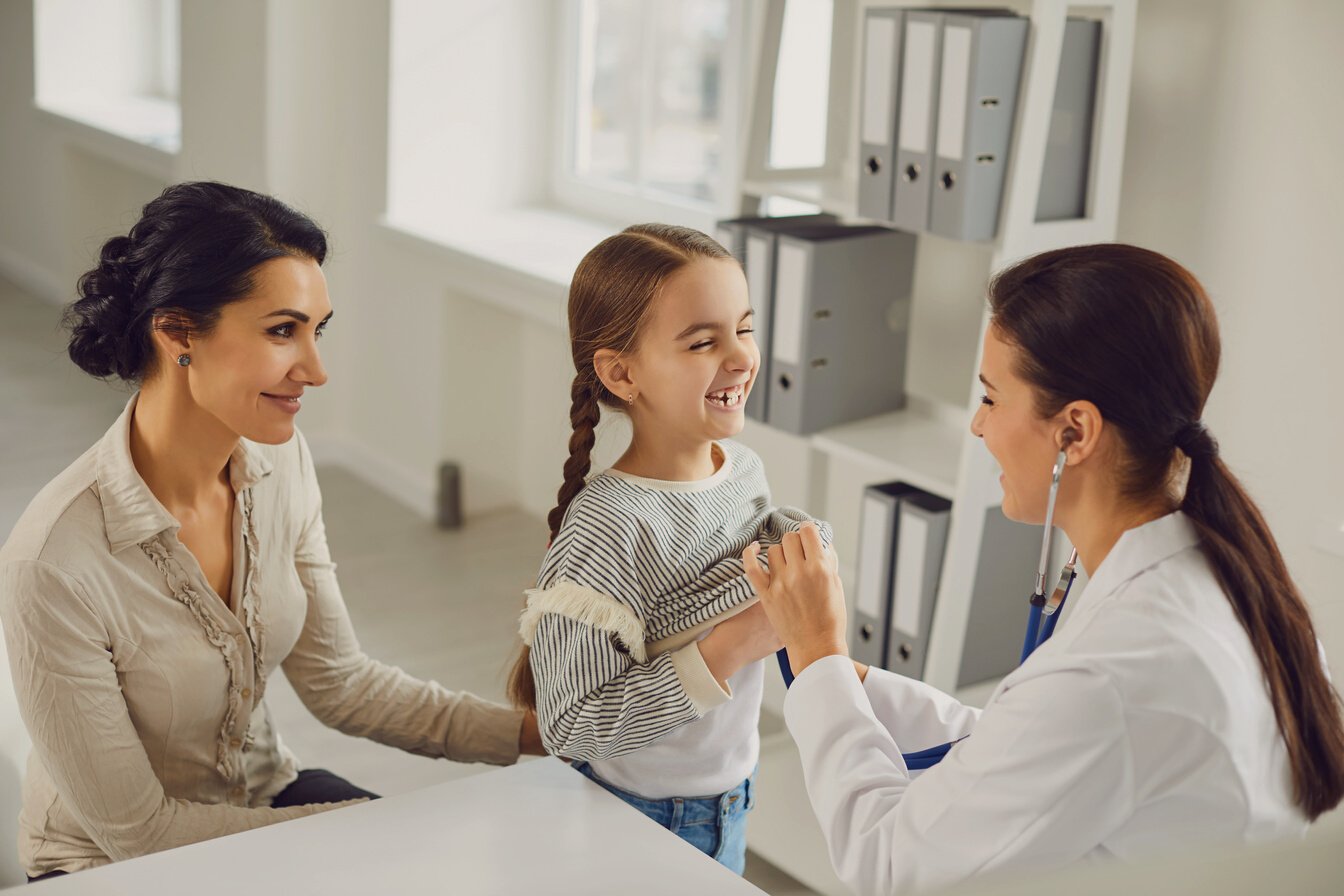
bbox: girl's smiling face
[620,257,759,448]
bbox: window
[557,0,745,225]
[34,0,181,152]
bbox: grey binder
[883,489,953,676]
[766,224,916,435]
[890,9,943,232]
[957,507,1041,686]
[928,12,1028,241]
[857,7,905,221]
[850,482,918,666]
[1036,18,1101,221]
[715,214,838,421]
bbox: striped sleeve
[522,496,730,761]
[525,599,724,760]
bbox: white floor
[0,276,815,895]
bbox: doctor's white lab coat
[784,512,1311,895]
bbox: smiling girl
[508,224,832,873]
[0,182,544,881]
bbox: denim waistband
[571,761,756,830]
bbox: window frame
[550,0,753,230]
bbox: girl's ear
[594,348,637,402]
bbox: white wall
[1,0,1341,699]
[1117,0,1344,679]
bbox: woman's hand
[742,523,849,678]
[518,710,547,756]
[698,602,784,689]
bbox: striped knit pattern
[526,440,831,773]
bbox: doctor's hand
[742,523,849,678]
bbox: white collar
[1067,511,1201,626]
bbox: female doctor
[742,244,1344,894]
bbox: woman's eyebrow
[262,309,335,324]
[979,373,997,390]
[674,309,754,340]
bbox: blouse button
[232,786,245,798]
[241,688,252,698]
[230,737,242,748]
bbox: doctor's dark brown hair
[988,243,1344,821]
[506,224,733,712]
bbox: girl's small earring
[626,394,635,404]
[177,354,191,367]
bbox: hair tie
[1174,420,1218,460]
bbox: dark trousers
[270,767,380,807]
[28,769,378,882]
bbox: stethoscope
[776,445,1079,771]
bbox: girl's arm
[524,581,777,760]
[280,431,524,766]
[0,560,352,862]
[526,591,726,760]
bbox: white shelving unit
[735,1,1136,892]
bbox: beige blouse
[0,395,523,876]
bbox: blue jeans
[571,761,756,875]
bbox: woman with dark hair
[741,244,1344,894]
[0,182,544,880]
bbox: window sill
[34,95,180,181]
[378,208,622,328]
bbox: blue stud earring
[177,354,191,367]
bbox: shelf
[810,399,965,500]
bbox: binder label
[936,25,972,162]
[893,513,930,635]
[772,243,808,367]
[898,21,937,153]
[856,495,891,617]
[862,18,898,146]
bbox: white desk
[12,758,765,895]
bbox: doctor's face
[970,325,1065,524]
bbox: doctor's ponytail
[989,244,1344,821]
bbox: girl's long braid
[508,376,602,711]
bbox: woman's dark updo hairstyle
[65,181,328,382]
[988,243,1344,821]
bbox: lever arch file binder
[851,482,917,667]
[891,9,943,232]
[715,214,837,421]
[766,224,916,435]
[1036,17,1101,221]
[928,11,1029,242]
[883,488,953,677]
[858,7,905,222]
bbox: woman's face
[627,257,759,447]
[181,255,331,445]
[970,325,1063,524]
